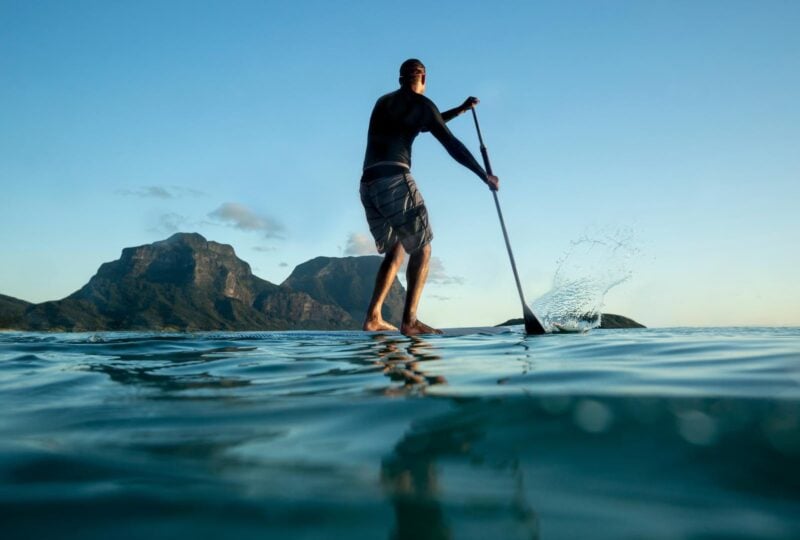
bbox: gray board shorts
[359,172,433,254]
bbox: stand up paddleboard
[364,326,515,338]
[364,324,591,337]
[440,326,515,337]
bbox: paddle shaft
[470,109,538,326]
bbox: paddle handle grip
[471,108,493,175]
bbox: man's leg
[363,242,405,331]
[401,244,442,336]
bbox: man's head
[399,58,426,93]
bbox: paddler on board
[360,59,499,336]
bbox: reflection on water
[382,400,539,540]
[371,335,447,393]
[87,345,255,392]
[371,336,538,538]
[1,328,799,539]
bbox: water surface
[1,327,799,539]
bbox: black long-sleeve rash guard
[361,88,489,183]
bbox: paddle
[471,108,547,335]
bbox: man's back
[362,88,437,171]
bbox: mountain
[3,233,404,332]
[282,256,405,327]
[0,294,31,328]
[496,313,645,329]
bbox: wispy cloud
[279,262,289,267]
[148,212,188,234]
[117,185,206,199]
[208,203,285,239]
[132,186,172,199]
[342,233,460,283]
[253,246,276,253]
[400,256,464,285]
[343,233,377,256]
[428,257,465,285]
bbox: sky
[1,0,798,328]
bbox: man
[360,58,500,336]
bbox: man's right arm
[441,96,479,123]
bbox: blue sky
[1,0,798,327]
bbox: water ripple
[1,327,799,538]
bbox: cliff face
[282,256,405,327]
[7,233,398,332]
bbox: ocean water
[1,327,799,539]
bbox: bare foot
[363,316,399,332]
[400,319,443,336]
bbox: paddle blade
[523,305,547,335]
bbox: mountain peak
[161,231,210,246]
[95,233,249,295]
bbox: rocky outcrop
[282,256,405,327]
[594,313,645,329]
[3,233,400,332]
[497,313,645,329]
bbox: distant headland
[0,233,643,332]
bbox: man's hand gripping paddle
[471,108,547,335]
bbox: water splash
[532,228,639,332]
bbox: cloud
[253,246,276,253]
[119,186,172,199]
[117,185,206,199]
[343,233,376,256]
[148,212,187,234]
[405,256,464,285]
[342,232,460,284]
[428,257,464,285]
[208,202,285,239]
[278,262,289,267]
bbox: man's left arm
[426,102,499,190]
[441,96,480,123]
